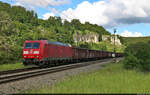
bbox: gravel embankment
[0,58,123,94]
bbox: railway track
[0,58,121,84]
[0,67,40,75]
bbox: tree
[124,42,150,72]
[71,19,82,30]
[0,11,12,34]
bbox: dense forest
[0,1,111,64]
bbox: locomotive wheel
[38,61,46,67]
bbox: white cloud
[14,0,70,8]
[61,0,150,28]
[134,32,143,37]
[13,2,23,6]
[121,30,143,37]
[61,1,108,25]
[42,13,55,20]
[13,2,35,11]
[51,8,60,15]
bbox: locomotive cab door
[44,44,49,58]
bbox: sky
[1,0,150,37]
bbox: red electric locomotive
[22,40,73,66]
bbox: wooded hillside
[0,1,110,64]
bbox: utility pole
[56,29,59,41]
[76,31,79,47]
[113,28,116,62]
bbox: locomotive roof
[48,41,71,47]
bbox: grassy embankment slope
[24,60,150,93]
[122,36,150,45]
[0,63,29,71]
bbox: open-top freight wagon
[22,40,123,66]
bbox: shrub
[124,42,150,72]
[78,42,91,49]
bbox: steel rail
[0,67,40,75]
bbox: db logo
[30,50,33,54]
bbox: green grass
[0,63,26,71]
[24,61,150,94]
[122,36,150,46]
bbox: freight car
[22,40,123,66]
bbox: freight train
[22,40,123,66]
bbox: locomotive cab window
[25,43,32,49]
[25,43,40,49]
[33,43,40,49]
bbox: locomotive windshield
[25,42,40,49]
[25,43,32,49]
[33,43,40,49]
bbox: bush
[123,53,140,69]
[78,42,91,49]
[124,42,150,72]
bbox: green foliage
[91,43,107,51]
[99,41,125,53]
[122,36,150,46]
[76,42,105,51]
[123,42,150,72]
[123,53,140,69]
[117,35,124,44]
[78,42,91,49]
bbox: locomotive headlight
[24,51,28,54]
[34,51,39,54]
